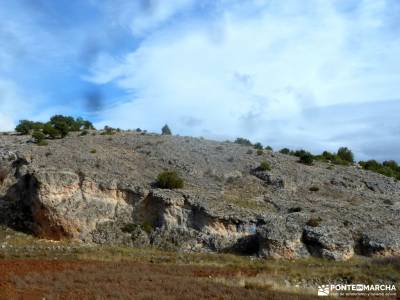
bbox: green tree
[337,147,354,163]
[161,124,172,135]
[299,152,314,165]
[234,138,252,146]
[254,142,263,150]
[279,148,290,155]
[32,130,46,145]
[15,120,34,135]
[42,123,59,139]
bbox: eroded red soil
[0,259,317,300]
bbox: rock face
[257,214,309,259]
[0,131,400,260]
[302,225,354,261]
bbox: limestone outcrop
[0,131,399,260]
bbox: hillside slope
[0,131,399,261]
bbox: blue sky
[1,0,400,161]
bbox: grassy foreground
[0,226,399,299]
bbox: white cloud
[94,0,197,36]
[89,0,400,160]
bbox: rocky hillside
[0,131,399,261]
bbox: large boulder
[28,170,146,240]
[257,214,309,259]
[302,225,354,261]
[359,228,400,257]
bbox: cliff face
[0,131,399,260]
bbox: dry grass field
[0,227,399,300]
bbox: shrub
[279,148,290,155]
[309,186,319,192]
[36,140,48,146]
[331,156,350,166]
[319,151,335,161]
[383,160,399,172]
[294,149,307,157]
[49,115,75,137]
[246,149,253,155]
[80,130,89,136]
[288,207,302,213]
[161,124,172,135]
[253,142,263,150]
[90,149,97,154]
[299,152,314,165]
[42,123,60,139]
[15,120,35,135]
[256,149,263,156]
[17,115,96,139]
[359,160,380,171]
[234,138,252,146]
[76,118,95,130]
[359,159,400,180]
[32,130,46,144]
[265,146,273,151]
[258,161,271,171]
[337,147,354,163]
[157,171,184,189]
[101,126,115,135]
[306,217,322,227]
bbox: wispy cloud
[87,0,400,160]
[1,0,399,161]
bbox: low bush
[298,152,314,165]
[157,171,184,189]
[279,148,290,155]
[36,140,48,146]
[258,161,271,171]
[359,159,400,180]
[265,146,273,151]
[42,124,60,139]
[256,149,263,156]
[288,207,302,213]
[234,138,252,146]
[32,130,46,144]
[306,217,322,227]
[309,186,319,192]
[253,142,263,150]
[101,126,116,135]
[293,149,307,157]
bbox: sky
[0,0,399,161]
